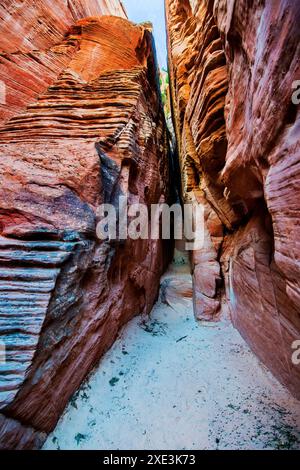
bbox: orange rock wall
[0,0,127,123]
[166,0,300,399]
[0,7,171,448]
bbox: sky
[122,0,168,69]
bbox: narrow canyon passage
[0,0,300,451]
[44,254,300,450]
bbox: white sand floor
[44,261,300,450]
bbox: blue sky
[122,0,167,69]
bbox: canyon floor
[44,259,300,450]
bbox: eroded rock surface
[0,11,171,448]
[166,0,300,398]
[0,0,126,123]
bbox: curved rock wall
[166,0,300,399]
[0,7,171,448]
[0,0,127,123]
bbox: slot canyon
[0,0,299,450]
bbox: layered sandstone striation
[0,0,126,123]
[166,0,300,398]
[0,11,171,448]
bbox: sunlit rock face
[0,9,171,448]
[166,0,300,399]
[0,0,127,124]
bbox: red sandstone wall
[0,0,127,123]
[166,0,300,399]
[0,6,171,448]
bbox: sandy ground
[44,259,300,450]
